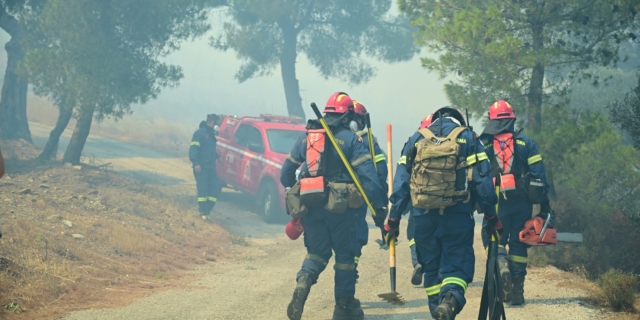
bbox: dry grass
[0,157,236,319]
[588,269,638,313]
[26,93,191,157]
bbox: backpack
[409,126,471,213]
[299,129,328,207]
[492,131,544,203]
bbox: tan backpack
[409,126,471,213]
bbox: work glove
[484,214,502,238]
[540,201,551,214]
[536,201,554,219]
[383,217,400,246]
[373,207,388,228]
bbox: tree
[0,0,44,142]
[22,0,221,164]
[609,72,640,150]
[399,0,640,133]
[213,0,417,119]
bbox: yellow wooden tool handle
[310,103,377,216]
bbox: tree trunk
[63,105,95,165]
[277,19,304,120]
[37,107,73,161]
[527,17,545,135]
[0,8,30,142]
[527,62,544,135]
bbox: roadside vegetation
[0,143,238,319]
[26,94,190,157]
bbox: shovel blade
[378,292,406,305]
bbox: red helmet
[420,114,433,129]
[324,92,354,114]
[285,218,304,240]
[488,100,516,119]
[353,100,367,116]
[432,107,467,126]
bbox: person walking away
[349,100,388,279]
[281,92,387,320]
[479,100,551,305]
[189,114,221,221]
[384,107,500,320]
[403,114,435,286]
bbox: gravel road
[30,123,604,319]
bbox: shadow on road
[523,297,588,306]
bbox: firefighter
[349,100,388,277]
[281,92,387,320]
[480,100,551,306]
[404,114,435,286]
[189,114,221,221]
[385,107,500,320]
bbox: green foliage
[592,269,638,312]
[217,0,417,83]
[399,0,640,129]
[214,0,418,117]
[528,108,640,277]
[609,73,640,149]
[21,0,220,120]
[569,68,637,113]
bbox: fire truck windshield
[266,129,304,154]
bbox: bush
[591,269,638,312]
[529,108,640,278]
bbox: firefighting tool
[519,212,583,245]
[478,229,507,320]
[309,103,379,220]
[365,113,387,243]
[377,124,406,306]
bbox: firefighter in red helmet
[348,100,388,279]
[420,114,433,129]
[387,106,499,319]
[480,100,551,306]
[281,92,386,320]
[399,113,434,286]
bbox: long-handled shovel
[377,123,405,305]
[378,236,405,305]
[365,113,388,245]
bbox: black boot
[287,274,313,320]
[434,292,461,320]
[411,263,423,286]
[511,275,525,305]
[332,297,364,320]
[499,257,512,303]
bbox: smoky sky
[0,14,487,155]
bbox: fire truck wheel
[261,180,284,224]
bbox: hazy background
[0,14,475,155]
[127,16,456,154]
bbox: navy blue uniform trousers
[194,167,220,215]
[298,207,358,299]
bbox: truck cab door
[240,125,265,194]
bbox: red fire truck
[216,114,306,223]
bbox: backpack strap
[447,126,468,140]
[417,128,437,141]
